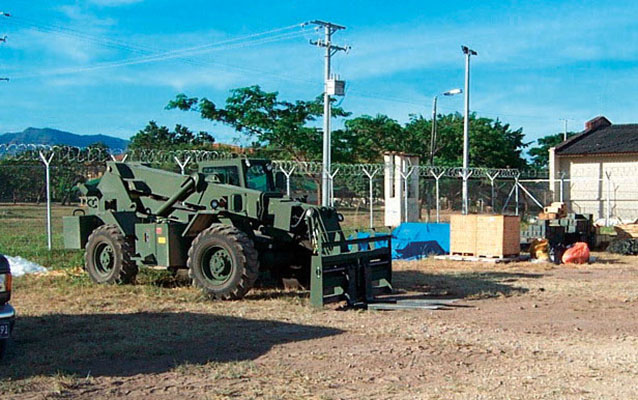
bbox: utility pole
[560,118,569,141]
[309,20,348,207]
[461,45,477,215]
[430,96,437,166]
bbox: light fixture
[443,88,462,96]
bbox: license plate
[0,322,9,339]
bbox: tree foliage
[129,121,215,150]
[167,86,529,169]
[335,112,529,168]
[167,85,350,160]
[528,132,577,169]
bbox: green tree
[404,113,529,169]
[528,132,577,169]
[167,85,350,161]
[129,121,215,150]
[335,114,406,163]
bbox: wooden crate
[450,214,477,255]
[450,214,520,258]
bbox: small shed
[549,116,638,222]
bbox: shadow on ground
[2,312,342,379]
[393,270,543,298]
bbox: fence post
[174,155,191,176]
[362,167,380,229]
[328,168,340,207]
[279,165,296,197]
[559,172,565,203]
[38,151,55,251]
[399,164,415,223]
[430,171,444,223]
[605,171,612,226]
[515,176,520,216]
[486,171,500,212]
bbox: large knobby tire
[188,224,259,300]
[85,225,138,284]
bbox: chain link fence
[0,145,559,249]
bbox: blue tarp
[347,231,389,251]
[391,222,450,260]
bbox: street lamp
[430,88,462,165]
[461,45,477,215]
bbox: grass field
[1,204,638,399]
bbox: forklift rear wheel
[85,225,138,284]
[188,224,259,300]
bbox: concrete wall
[549,152,638,222]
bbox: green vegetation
[528,131,578,169]
[0,205,83,270]
[166,85,530,168]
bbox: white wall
[552,154,638,222]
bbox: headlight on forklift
[0,273,11,292]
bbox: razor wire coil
[0,143,554,179]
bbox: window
[246,164,274,192]
[202,166,240,186]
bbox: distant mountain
[0,127,129,149]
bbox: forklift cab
[200,159,283,193]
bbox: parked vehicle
[63,159,392,307]
[0,254,15,358]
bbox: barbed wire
[0,144,554,179]
[273,160,527,179]
[0,144,234,163]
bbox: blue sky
[1,0,637,152]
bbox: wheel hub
[94,243,115,276]
[203,247,233,285]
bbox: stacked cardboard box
[522,213,594,247]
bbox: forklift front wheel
[187,225,259,300]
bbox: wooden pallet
[436,254,522,264]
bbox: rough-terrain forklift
[63,158,392,307]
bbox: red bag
[562,242,590,264]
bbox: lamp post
[430,88,462,165]
[461,45,477,215]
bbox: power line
[8,18,310,78]
[9,16,304,57]
[13,30,311,79]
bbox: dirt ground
[1,255,637,399]
[1,204,638,399]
